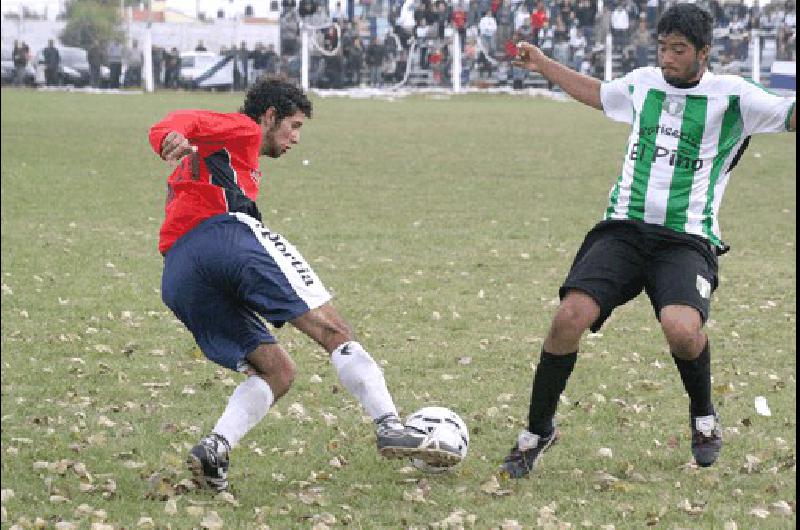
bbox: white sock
[212,375,274,448]
[331,341,398,421]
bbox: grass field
[1,87,796,529]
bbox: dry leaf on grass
[749,507,770,519]
[770,500,793,515]
[201,510,224,529]
[164,498,178,515]
[677,498,706,515]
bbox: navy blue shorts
[560,220,719,332]
[161,213,331,371]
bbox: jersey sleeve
[600,70,636,124]
[148,111,258,157]
[739,81,796,135]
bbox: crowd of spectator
[6,0,796,90]
[278,0,797,87]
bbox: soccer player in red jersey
[150,77,462,491]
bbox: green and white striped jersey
[600,67,795,247]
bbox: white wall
[166,0,281,20]
[1,18,280,55]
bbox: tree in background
[60,0,124,50]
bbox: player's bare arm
[513,42,602,110]
[160,131,196,162]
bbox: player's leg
[291,304,463,466]
[162,215,296,491]
[647,239,721,466]
[502,221,647,478]
[231,213,461,466]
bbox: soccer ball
[405,406,469,473]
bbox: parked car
[179,51,234,90]
[34,45,91,86]
[1,43,35,86]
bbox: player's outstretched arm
[513,42,602,111]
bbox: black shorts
[560,220,719,332]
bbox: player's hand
[512,42,546,72]
[160,131,195,163]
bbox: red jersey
[149,110,263,254]
[531,9,548,29]
[452,9,467,29]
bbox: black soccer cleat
[187,433,231,491]
[499,430,558,479]
[691,413,722,467]
[376,414,462,467]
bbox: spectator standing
[479,10,498,60]
[394,48,409,83]
[623,0,639,21]
[164,47,180,88]
[428,46,443,84]
[280,9,300,56]
[620,44,636,73]
[251,43,267,80]
[646,0,658,27]
[477,0,491,22]
[785,7,796,29]
[594,3,611,48]
[238,41,250,89]
[88,39,104,88]
[631,16,651,68]
[611,2,631,50]
[108,40,123,89]
[575,0,595,45]
[195,40,208,52]
[345,36,365,85]
[43,39,60,86]
[332,1,346,21]
[530,0,549,46]
[152,46,164,88]
[495,0,514,51]
[433,0,449,39]
[468,0,480,24]
[514,3,531,33]
[365,36,384,86]
[12,40,30,86]
[124,39,144,88]
[553,13,570,66]
[452,1,469,50]
[264,44,279,75]
[569,22,588,69]
[415,19,432,68]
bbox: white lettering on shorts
[231,212,332,310]
[696,275,711,300]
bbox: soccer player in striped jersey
[150,77,461,492]
[501,3,796,478]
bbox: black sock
[672,340,714,417]
[527,350,577,437]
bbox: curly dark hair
[240,75,313,123]
[657,3,714,51]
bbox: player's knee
[660,312,703,357]
[551,299,595,340]
[247,345,297,398]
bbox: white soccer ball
[405,406,469,473]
